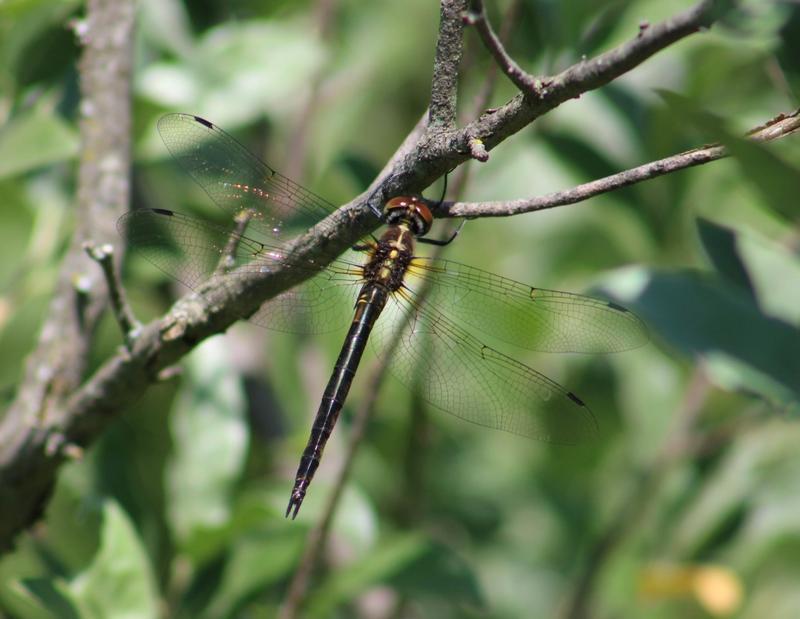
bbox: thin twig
[214,209,254,276]
[464,0,541,94]
[83,241,141,349]
[436,109,800,218]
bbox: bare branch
[440,0,720,163]
[467,136,489,162]
[214,209,255,276]
[468,0,717,101]
[0,0,135,550]
[464,0,540,94]
[436,109,800,218]
[543,0,716,102]
[428,0,469,131]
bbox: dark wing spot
[566,391,585,406]
[606,301,629,313]
[152,208,174,216]
[193,115,214,129]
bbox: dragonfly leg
[417,218,466,246]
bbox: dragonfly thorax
[362,224,416,293]
[383,195,433,237]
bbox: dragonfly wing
[251,250,362,334]
[157,113,336,238]
[119,208,358,334]
[403,258,647,353]
[371,292,598,444]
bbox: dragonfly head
[383,195,433,237]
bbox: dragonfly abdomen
[286,284,389,518]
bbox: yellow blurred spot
[693,566,743,616]
[0,297,10,329]
[639,563,743,616]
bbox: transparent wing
[371,290,598,444]
[403,258,648,353]
[118,208,360,334]
[157,113,337,238]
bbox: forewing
[119,208,358,334]
[371,291,598,444]
[404,258,647,353]
[157,113,336,238]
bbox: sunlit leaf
[166,336,248,552]
[0,110,78,178]
[70,501,159,618]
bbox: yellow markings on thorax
[373,225,414,285]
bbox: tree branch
[0,0,135,551]
[426,0,721,170]
[464,0,539,94]
[436,109,800,218]
[0,0,753,551]
[83,241,141,349]
[428,0,469,131]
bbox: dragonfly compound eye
[384,195,433,236]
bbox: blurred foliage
[1,0,800,617]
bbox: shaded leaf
[3,577,80,619]
[624,268,800,400]
[696,217,754,296]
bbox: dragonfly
[119,113,648,519]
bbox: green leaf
[203,521,307,618]
[673,422,800,559]
[2,577,80,619]
[621,267,800,400]
[0,110,79,178]
[305,533,429,618]
[389,540,485,608]
[736,226,800,325]
[137,18,325,126]
[70,500,159,619]
[305,533,484,617]
[166,336,248,553]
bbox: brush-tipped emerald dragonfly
[118,114,647,518]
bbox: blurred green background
[1,0,800,617]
